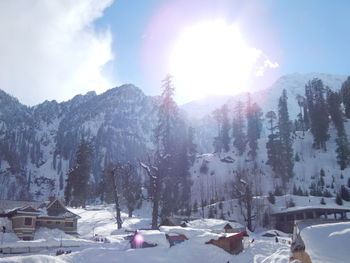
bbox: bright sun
[170,20,261,101]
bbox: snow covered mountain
[0,72,349,203]
[0,85,157,200]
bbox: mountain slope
[0,85,157,200]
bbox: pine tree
[158,75,178,215]
[232,100,246,155]
[187,126,197,165]
[341,76,350,118]
[336,134,350,170]
[67,138,93,208]
[340,185,350,201]
[193,200,198,213]
[296,94,306,134]
[208,206,215,218]
[266,111,283,177]
[327,89,350,169]
[153,75,191,218]
[246,94,263,159]
[59,172,63,191]
[213,108,223,152]
[336,193,343,205]
[278,89,294,186]
[267,192,276,204]
[305,79,330,150]
[221,104,231,152]
[327,90,344,131]
[262,211,269,228]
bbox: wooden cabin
[0,199,80,240]
[4,205,41,240]
[206,232,246,255]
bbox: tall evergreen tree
[335,135,350,170]
[327,89,345,131]
[278,89,294,186]
[66,138,93,208]
[341,76,350,118]
[296,94,307,134]
[153,75,192,218]
[266,111,283,178]
[213,108,223,152]
[221,104,231,152]
[246,94,263,159]
[232,100,246,155]
[327,89,350,170]
[154,75,179,218]
[305,79,330,150]
[212,104,230,152]
[187,126,197,165]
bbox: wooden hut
[166,234,188,246]
[206,231,247,255]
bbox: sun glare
[170,20,261,101]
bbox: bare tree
[140,156,163,230]
[120,163,142,218]
[232,167,255,231]
[107,163,123,229]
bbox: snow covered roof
[272,205,350,215]
[0,199,80,219]
[186,219,244,231]
[0,200,42,213]
[299,221,350,263]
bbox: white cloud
[255,55,279,77]
[0,0,114,105]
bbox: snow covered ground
[0,204,292,263]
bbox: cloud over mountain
[0,0,114,105]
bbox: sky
[0,0,349,105]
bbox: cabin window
[24,217,32,226]
[65,222,74,227]
[53,201,61,209]
[296,213,304,220]
[286,214,294,221]
[316,211,325,217]
[56,221,60,224]
[306,212,313,219]
[277,215,285,222]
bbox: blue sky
[95,0,350,100]
[0,0,348,105]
